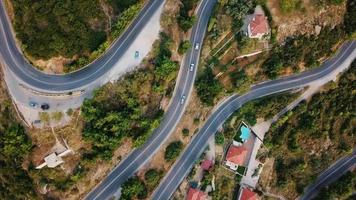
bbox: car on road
[29,101,38,108]
[195,43,200,50]
[190,63,195,72]
[41,103,50,110]
[180,95,186,104]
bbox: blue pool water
[240,125,251,142]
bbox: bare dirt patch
[31,56,73,74]
[267,0,346,42]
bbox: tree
[178,40,192,54]
[182,128,190,137]
[120,176,147,200]
[144,169,163,190]
[215,132,225,145]
[164,141,183,161]
[196,67,223,105]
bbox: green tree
[120,176,147,200]
[144,169,163,190]
[178,40,192,54]
[196,67,223,105]
[164,141,183,161]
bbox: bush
[215,133,225,145]
[177,0,199,31]
[279,0,302,13]
[182,128,190,137]
[164,141,183,161]
[178,40,192,54]
[144,169,163,190]
[120,176,147,200]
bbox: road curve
[85,0,216,199]
[151,41,356,199]
[300,149,356,200]
[0,0,164,92]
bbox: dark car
[41,103,50,110]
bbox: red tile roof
[226,146,247,166]
[240,188,259,200]
[249,14,268,36]
[201,159,213,170]
[186,188,207,200]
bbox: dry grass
[267,0,346,42]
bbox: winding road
[301,149,356,200]
[1,0,355,199]
[84,0,216,199]
[151,41,356,199]
[0,0,164,92]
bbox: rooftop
[226,146,247,166]
[186,188,207,200]
[239,187,259,200]
[249,14,269,37]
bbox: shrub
[164,141,183,161]
[178,40,192,54]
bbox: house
[201,159,213,171]
[225,145,247,171]
[186,188,207,200]
[36,149,72,169]
[238,187,260,200]
[246,6,269,39]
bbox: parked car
[29,101,38,108]
[135,51,139,59]
[190,63,195,72]
[41,103,50,110]
[180,95,186,104]
[33,120,41,124]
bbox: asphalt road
[84,0,217,199]
[151,41,356,199]
[300,149,356,200]
[0,0,164,92]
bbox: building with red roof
[186,188,207,200]
[225,145,247,171]
[238,187,260,200]
[247,6,269,39]
[201,159,213,171]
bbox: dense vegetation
[177,0,199,31]
[263,0,355,79]
[11,0,141,71]
[264,64,355,198]
[81,32,177,160]
[66,1,142,72]
[0,86,37,199]
[195,67,223,105]
[120,168,163,199]
[224,0,255,33]
[164,141,183,161]
[313,171,355,200]
[12,0,107,59]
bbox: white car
[195,43,200,50]
[180,95,186,104]
[190,63,195,72]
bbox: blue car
[29,101,38,108]
[135,51,139,59]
